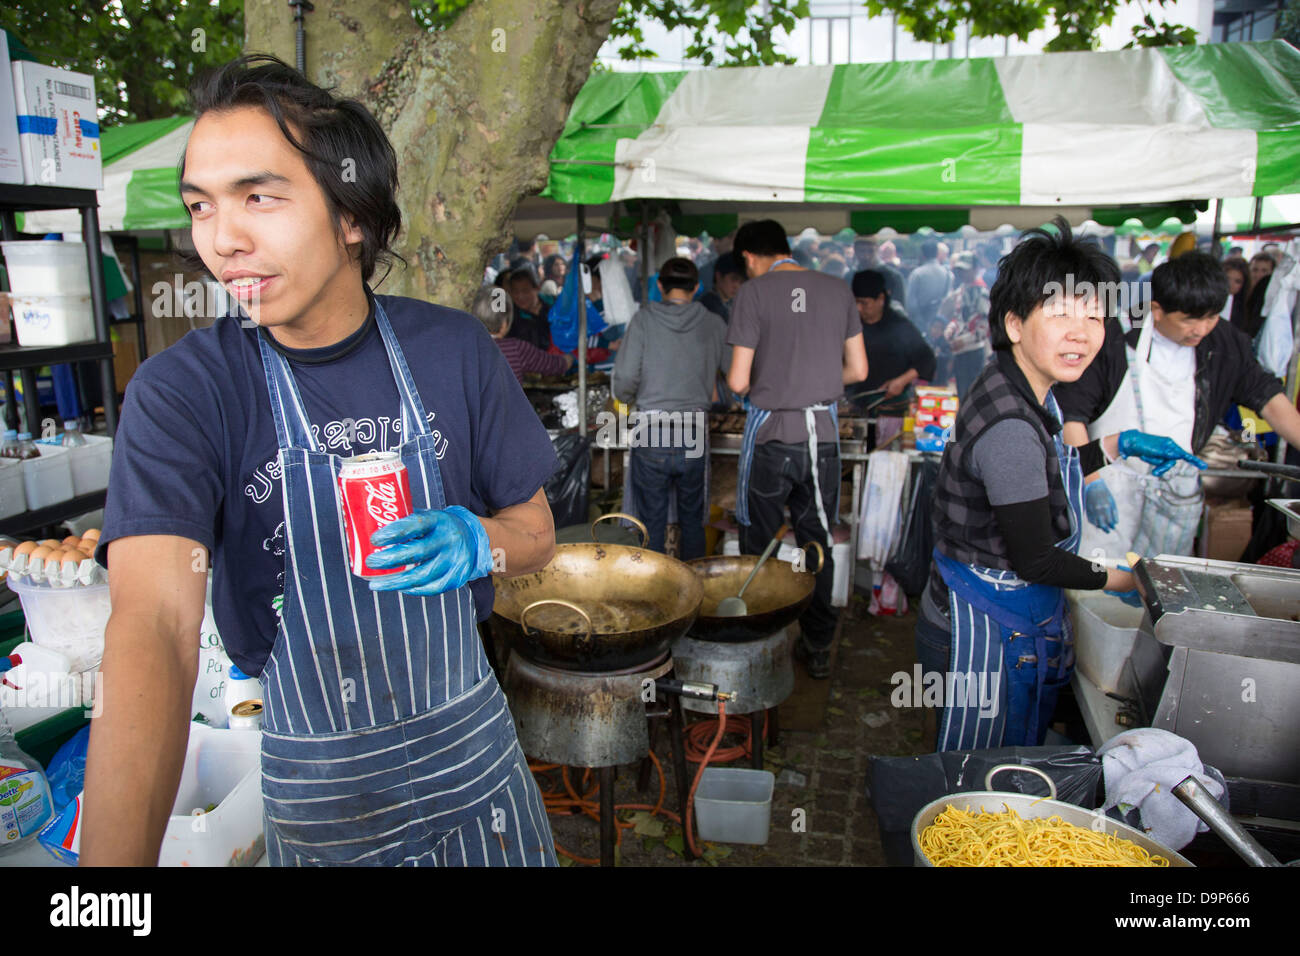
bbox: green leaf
[828,706,846,716]
[664,832,686,857]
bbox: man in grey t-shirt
[906,239,953,333]
[727,219,868,678]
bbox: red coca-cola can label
[338,452,413,577]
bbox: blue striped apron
[256,301,556,867]
[734,402,841,547]
[934,390,1083,752]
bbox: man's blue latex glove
[1083,480,1119,532]
[366,505,493,596]
[1117,429,1208,477]
[1105,589,1144,608]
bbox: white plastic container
[159,723,264,867]
[9,293,96,347]
[693,767,774,845]
[1068,589,1146,694]
[0,457,26,519]
[67,434,112,495]
[6,575,110,674]
[21,445,74,510]
[0,241,91,295]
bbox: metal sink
[1231,573,1300,624]
[1136,555,1300,665]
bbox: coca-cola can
[338,452,413,577]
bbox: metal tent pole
[577,204,587,436]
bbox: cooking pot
[491,514,703,672]
[686,541,823,643]
[911,765,1193,867]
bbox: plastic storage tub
[0,240,91,295]
[693,767,774,845]
[6,576,110,673]
[1068,589,1146,694]
[9,293,96,347]
[68,435,113,495]
[160,723,264,867]
[0,457,26,519]
[22,445,74,510]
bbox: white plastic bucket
[693,767,774,845]
[6,574,110,673]
[21,445,74,510]
[0,457,26,520]
[10,293,96,347]
[68,435,112,496]
[0,240,91,295]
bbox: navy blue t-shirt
[98,293,559,677]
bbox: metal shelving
[0,182,119,535]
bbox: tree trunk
[242,0,620,309]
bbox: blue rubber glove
[1083,480,1119,532]
[1105,589,1144,608]
[1117,429,1208,477]
[366,505,493,596]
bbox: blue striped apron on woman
[256,300,557,867]
[934,390,1084,751]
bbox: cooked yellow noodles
[920,804,1170,867]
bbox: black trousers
[741,440,840,650]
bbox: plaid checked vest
[931,358,1073,571]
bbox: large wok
[492,514,704,672]
[686,541,823,643]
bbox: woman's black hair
[543,254,566,280]
[987,215,1120,351]
[180,54,403,285]
[1150,251,1228,318]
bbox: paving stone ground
[534,593,930,867]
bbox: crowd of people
[472,217,1299,702]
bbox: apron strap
[734,405,772,527]
[374,300,431,443]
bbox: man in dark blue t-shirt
[81,56,560,867]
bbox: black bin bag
[866,746,1103,866]
[544,433,590,530]
[886,458,939,596]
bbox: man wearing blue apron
[913,218,1203,752]
[82,57,558,866]
[726,219,868,679]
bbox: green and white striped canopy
[20,115,193,235]
[543,40,1300,209]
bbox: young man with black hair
[852,237,906,308]
[846,269,935,419]
[82,56,559,867]
[915,218,1200,752]
[506,265,553,350]
[726,219,869,678]
[1058,250,1300,563]
[614,257,728,559]
[699,251,744,324]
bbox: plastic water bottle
[0,431,18,460]
[0,703,54,855]
[60,421,85,448]
[14,432,38,461]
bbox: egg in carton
[0,533,104,587]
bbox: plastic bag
[43,724,88,813]
[886,458,939,596]
[549,245,606,353]
[545,433,591,530]
[866,745,1103,866]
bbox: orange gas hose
[527,699,733,864]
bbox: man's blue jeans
[631,446,707,559]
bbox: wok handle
[591,512,648,548]
[799,540,825,574]
[984,763,1057,801]
[519,599,594,655]
[1172,776,1281,867]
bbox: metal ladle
[1172,775,1286,867]
[715,523,789,617]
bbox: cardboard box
[0,31,23,184]
[915,385,958,430]
[1200,499,1253,563]
[11,60,101,189]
